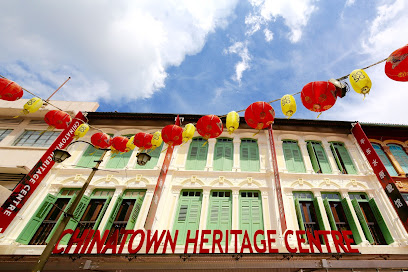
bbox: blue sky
[1,0,407,123]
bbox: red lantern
[133,132,153,150]
[385,44,408,81]
[111,136,129,152]
[0,78,24,101]
[301,81,337,113]
[91,132,112,149]
[44,110,72,130]
[196,115,223,139]
[161,125,183,146]
[244,101,275,130]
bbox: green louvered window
[372,144,398,176]
[306,141,332,174]
[388,144,408,173]
[77,134,113,169]
[16,188,79,245]
[213,138,233,171]
[349,193,393,245]
[59,189,114,245]
[104,190,145,242]
[239,191,263,243]
[282,140,306,173]
[186,138,208,170]
[322,193,361,244]
[135,142,164,169]
[293,192,324,240]
[240,139,260,172]
[106,134,134,169]
[173,190,203,245]
[330,142,357,174]
[207,191,232,243]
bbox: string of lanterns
[0,44,407,155]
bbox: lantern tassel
[252,130,261,136]
[40,126,54,136]
[317,112,323,119]
[201,140,208,147]
[363,94,366,101]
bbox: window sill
[0,145,49,151]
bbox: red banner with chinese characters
[0,111,86,233]
[144,116,181,230]
[268,125,287,232]
[352,122,408,232]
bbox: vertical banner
[0,111,86,233]
[268,125,287,232]
[144,116,181,230]
[352,122,408,232]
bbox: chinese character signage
[352,122,408,232]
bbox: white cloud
[225,42,251,83]
[245,0,318,43]
[325,0,408,124]
[264,29,274,42]
[345,0,356,7]
[0,0,238,102]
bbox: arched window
[372,144,398,176]
[388,144,408,173]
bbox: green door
[207,191,232,243]
[239,191,264,243]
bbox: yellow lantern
[151,131,163,150]
[182,123,196,142]
[281,94,296,118]
[23,97,43,114]
[349,69,372,97]
[226,111,239,134]
[126,136,136,151]
[73,123,89,139]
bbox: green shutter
[351,199,374,244]
[186,139,208,170]
[224,143,233,171]
[323,198,337,230]
[104,194,123,231]
[76,145,104,169]
[135,143,163,169]
[369,198,394,245]
[173,192,202,245]
[389,144,408,173]
[93,196,112,230]
[46,195,77,243]
[372,144,398,176]
[313,143,332,174]
[126,196,144,230]
[283,142,295,172]
[341,198,362,245]
[307,142,320,173]
[239,192,264,243]
[106,150,133,169]
[283,141,305,173]
[60,195,91,245]
[16,194,57,244]
[207,193,231,243]
[292,145,306,173]
[336,144,357,174]
[330,144,344,173]
[294,198,306,239]
[241,141,259,172]
[313,198,325,230]
[213,140,233,171]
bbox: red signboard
[0,111,86,233]
[352,122,408,232]
[144,116,181,230]
[268,125,287,232]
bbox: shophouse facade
[0,101,407,271]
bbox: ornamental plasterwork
[396,180,408,192]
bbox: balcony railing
[29,222,56,245]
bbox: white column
[232,137,240,172]
[322,141,339,174]
[137,189,154,230]
[205,139,216,171]
[340,191,368,245]
[231,189,240,246]
[199,189,211,231]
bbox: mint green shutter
[241,141,259,172]
[207,194,231,243]
[313,198,325,230]
[93,196,112,230]
[16,194,57,244]
[341,198,362,244]
[126,196,144,230]
[213,142,224,171]
[313,143,332,174]
[76,145,104,168]
[224,142,233,171]
[330,144,344,173]
[173,192,202,245]
[104,194,123,231]
[372,144,398,176]
[307,142,320,173]
[369,198,394,245]
[323,198,337,230]
[283,142,295,172]
[389,144,408,173]
[351,199,374,244]
[283,141,305,173]
[337,144,357,174]
[294,198,306,239]
[239,193,264,243]
[186,139,208,170]
[106,150,133,169]
[46,195,77,243]
[60,195,91,245]
[213,141,233,171]
[135,143,163,169]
